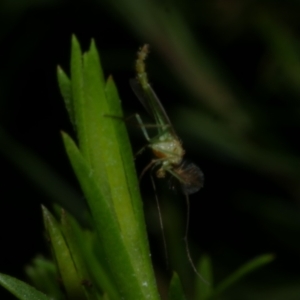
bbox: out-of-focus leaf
[168,273,186,300]
[0,272,50,300]
[25,257,64,300]
[195,255,213,300]
[211,254,275,298]
[0,126,89,225]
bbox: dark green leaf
[168,273,186,300]
[0,127,88,225]
[195,255,213,300]
[212,254,275,298]
[25,257,64,300]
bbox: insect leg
[139,158,165,182]
[183,192,209,284]
[149,174,169,270]
[134,113,151,141]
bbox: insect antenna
[183,192,210,284]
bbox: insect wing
[129,78,177,136]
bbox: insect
[130,44,206,281]
[130,44,204,194]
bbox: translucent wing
[129,78,177,137]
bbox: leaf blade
[0,272,50,300]
[212,254,275,298]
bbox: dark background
[1,0,300,299]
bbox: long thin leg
[139,160,155,182]
[134,113,151,141]
[139,158,166,182]
[150,174,169,269]
[104,113,172,145]
[104,113,152,158]
[103,113,151,140]
[183,192,209,284]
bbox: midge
[130,44,207,282]
[130,44,204,194]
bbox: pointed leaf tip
[168,273,186,300]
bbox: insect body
[130,44,208,282]
[130,44,204,194]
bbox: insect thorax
[151,137,184,166]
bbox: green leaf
[60,210,101,300]
[105,77,145,224]
[168,273,186,300]
[195,255,213,300]
[82,232,120,300]
[70,34,87,158]
[81,39,117,190]
[61,132,147,299]
[104,76,154,280]
[57,66,75,130]
[212,254,275,298]
[25,257,64,300]
[42,206,86,300]
[0,272,50,300]
[59,37,160,300]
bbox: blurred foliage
[1,0,300,299]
